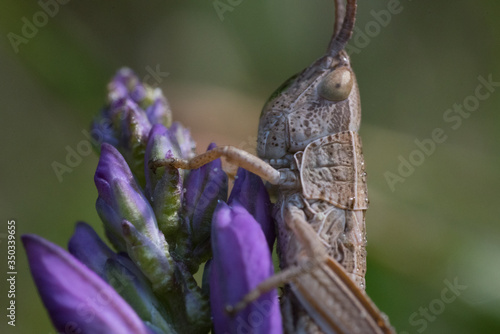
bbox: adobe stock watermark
[237,134,258,154]
[51,65,169,183]
[384,74,499,192]
[213,0,405,45]
[222,299,277,334]
[213,0,245,21]
[143,65,170,88]
[399,277,467,334]
[7,0,71,54]
[346,0,407,55]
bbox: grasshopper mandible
[151,0,394,332]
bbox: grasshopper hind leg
[226,203,329,316]
[229,202,393,333]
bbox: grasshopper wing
[290,256,394,334]
[298,131,368,210]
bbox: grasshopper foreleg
[149,146,282,185]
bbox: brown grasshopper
[151,0,394,332]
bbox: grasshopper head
[257,0,360,161]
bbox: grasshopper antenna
[333,0,346,37]
[328,0,357,57]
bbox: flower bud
[23,234,151,334]
[229,168,275,249]
[121,220,174,293]
[179,143,228,270]
[95,144,165,249]
[144,124,183,244]
[210,201,282,334]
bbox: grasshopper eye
[318,67,353,101]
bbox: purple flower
[114,98,152,186]
[121,220,174,293]
[25,67,279,334]
[229,167,275,249]
[107,68,144,103]
[68,222,115,278]
[145,94,173,130]
[144,124,183,242]
[118,98,151,143]
[179,143,228,271]
[102,68,172,124]
[184,143,228,234]
[168,122,196,160]
[89,109,120,148]
[103,257,176,334]
[22,234,151,334]
[210,201,282,334]
[106,68,172,128]
[68,222,176,333]
[95,143,162,249]
[68,222,149,284]
[90,68,173,184]
[95,144,177,293]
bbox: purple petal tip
[23,234,150,334]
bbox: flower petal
[68,223,178,333]
[103,258,176,334]
[169,122,196,160]
[90,110,119,149]
[229,167,275,249]
[116,98,152,146]
[144,124,184,244]
[95,143,162,248]
[68,222,115,278]
[22,234,150,334]
[183,143,228,237]
[176,143,227,269]
[107,68,143,103]
[210,202,282,334]
[121,220,174,293]
[145,94,172,128]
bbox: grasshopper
[151,0,394,332]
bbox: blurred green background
[1,0,499,333]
